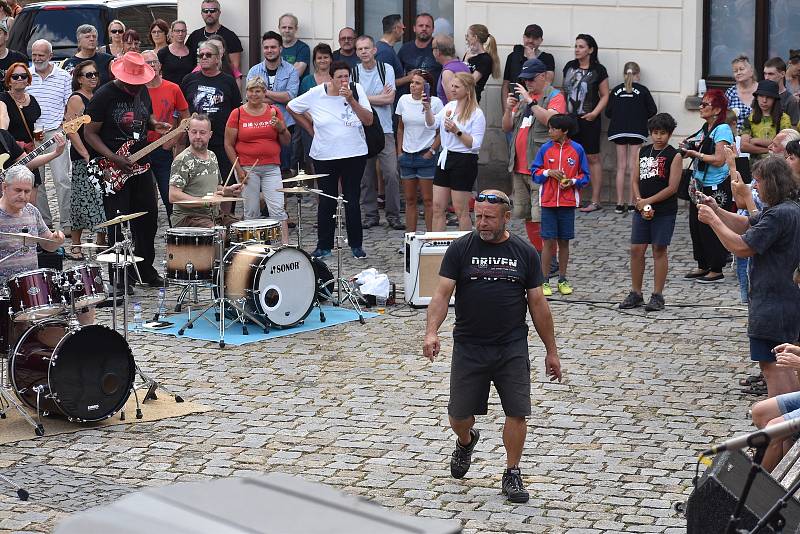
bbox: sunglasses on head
[475,193,509,205]
[9,73,27,81]
[110,29,124,34]
[201,8,219,13]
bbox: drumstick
[223,156,239,187]
[239,159,259,185]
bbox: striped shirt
[27,65,72,130]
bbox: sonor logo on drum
[27,286,40,296]
[87,404,99,411]
[271,262,300,275]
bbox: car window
[18,7,103,57]
[150,6,177,25]
[115,5,155,45]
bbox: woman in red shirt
[224,76,291,243]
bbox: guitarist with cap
[84,51,173,294]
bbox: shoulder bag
[349,81,385,158]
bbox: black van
[8,0,177,60]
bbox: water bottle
[157,287,167,319]
[133,302,143,331]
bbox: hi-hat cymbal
[0,231,59,244]
[277,187,323,194]
[96,212,148,229]
[95,253,144,264]
[173,196,246,205]
[75,242,107,249]
[281,173,329,184]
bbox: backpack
[349,78,385,159]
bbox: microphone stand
[727,444,769,534]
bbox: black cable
[545,297,747,321]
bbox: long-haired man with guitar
[83,52,173,294]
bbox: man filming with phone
[502,58,566,252]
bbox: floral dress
[69,92,106,231]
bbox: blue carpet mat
[141,305,377,345]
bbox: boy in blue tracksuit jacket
[530,114,590,296]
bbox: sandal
[579,202,602,213]
[66,246,84,261]
[738,373,765,387]
[741,382,768,396]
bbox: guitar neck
[17,133,60,167]
[127,127,184,162]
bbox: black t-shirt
[158,47,194,85]
[181,71,241,148]
[62,51,114,86]
[637,144,679,215]
[439,232,544,345]
[466,52,492,102]
[0,92,40,143]
[397,41,441,98]
[562,60,609,116]
[0,49,29,83]
[0,129,24,168]
[186,25,244,68]
[85,81,152,157]
[503,45,555,83]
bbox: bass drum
[9,320,135,422]
[311,257,334,302]
[221,244,316,327]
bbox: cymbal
[173,196,246,205]
[95,253,144,264]
[75,242,107,249]
[281,173,329,184]
[277,187,323,194]
[96,211,148,229]
[0,231,59,244]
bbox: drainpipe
[249,0,261,69]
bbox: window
[356,0,454,42]
[704,0,800,84]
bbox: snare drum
[220,244,316,327]
[63,263,106,308]
[165,227,217,281]
[229,219,281,245]
[6,268,64,321]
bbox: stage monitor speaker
[686,450,800,534]
[404,231,469,307]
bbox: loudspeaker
[403,231,469,307]
[686,450,800,533]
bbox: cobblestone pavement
[0,174,759,533]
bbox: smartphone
[423,82,431,100]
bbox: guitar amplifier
[404,231,469,308]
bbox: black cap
[518,58,547,79]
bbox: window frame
[354,0,423,42]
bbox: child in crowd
[531,114,590,296]
[618,113,682,311]
[605,61,657,214]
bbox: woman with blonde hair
[100,20,125,56]
[726,55,758,133]
[605,61,657,213]
[462,24,500,103]
[424,72,486,230]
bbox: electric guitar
[90,117,191,194]
[0,115,90,180]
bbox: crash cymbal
[75,242,107,249]
[95,253,144,264]
[277,187,323,194]
[173,196,246,205]
[0,231,59,244]
[96,211,149,228]
[281,173,329,184]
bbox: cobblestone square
[0,184,758,533]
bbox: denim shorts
[399,151,436,179]
[630,211,677,246]
[777,391,800,421]
[750,336,781,362]
[540,206,576,240]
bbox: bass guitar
[0,115,90,180]
[90,117,190,194]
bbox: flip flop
[741,383,768,396]
[579,202,602,213]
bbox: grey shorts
[449,338,532,418]
[511,172,541,222]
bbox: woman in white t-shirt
[396,70,443,232]
[287,60,374,259]
[424,72,486,231]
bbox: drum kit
[0,214,182,444]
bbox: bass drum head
[40,322,133,421]
[257,247,316,327]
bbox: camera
[679,140,700,156]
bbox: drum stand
[177,233,270,348]
[317,191,365,324]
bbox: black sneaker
[619,291,644,309]
[502,467,530,503]
[450,428,479,479]
[644,293,665,311]
[614,204,625,214]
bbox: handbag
[677,167,693,201]
[349,82,385,158]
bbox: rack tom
[165,227,217,282]
[63,263,106,308]
[229,219,281,245]
[6,268,64,321]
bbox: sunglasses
[699,102,712,108]
[201,8,219,13]
[9,73,27,81]
[198,52,217,59]
[110,29,124,34]
[475,193,509,205]
[81,71,99,78]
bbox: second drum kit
[164,171,362,348]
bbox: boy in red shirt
[531,114,590,296]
